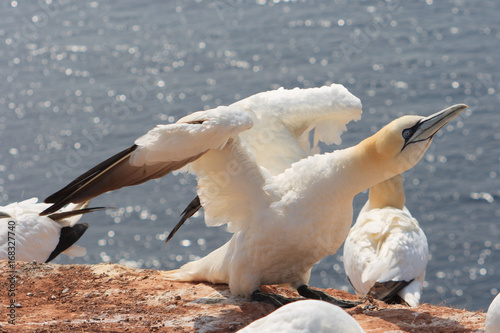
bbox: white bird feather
[0,198,102,263]
[236,299,364,333]
[486,292,500,333]
[343,175,429,307]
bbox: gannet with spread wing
[343,174,429,307]
[40,83,466,307]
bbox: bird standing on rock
[40,83,467,307]
[0,198,103,263]
[343,174,429,307]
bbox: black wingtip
[41,144,138,216]
[46,223,89,262]
[165,196,201,244]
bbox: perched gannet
[343,174,429,307]
[486,292,500,333]
[236,299,364,333]
[40,83,466,307]
[0,198,103,263]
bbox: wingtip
[41,144,139,216]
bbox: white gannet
[486,292,500,333]
[40,83,466,307]
[343,174,429,307]
[236,299,364,333]
[0,198,103,263]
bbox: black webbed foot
[251,290,301,308]
[297,285,361,308]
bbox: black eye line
[401,120,424,151]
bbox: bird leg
[251,290,301,308]
[297,285,361,308]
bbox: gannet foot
[251,290,301,308]
[297,285,361,308]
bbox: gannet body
[236,299,364,333]
[343,175,429,307]
[41,82,466,306]
[0,198,102,262]
[486,293,500,333]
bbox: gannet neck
[338,137,404,198]
[368,174,406,210]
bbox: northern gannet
[0,198,103,263]
[343,174,429,307]
[236,299,364,333]
[486,292,500,333]
[40,83,467,307]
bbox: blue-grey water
[1,0,499,312]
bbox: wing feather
[168,84,362,238]
[42,106,253,215]
[190,138,272,233]
[232,84,362,174]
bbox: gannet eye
[402,129,413,140]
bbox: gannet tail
[46,223,89,262]
[162,241,231,284]
[398,279,424,307]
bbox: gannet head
[368,174,406,210]
[364,104,468,177]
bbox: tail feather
[162,241,231,284]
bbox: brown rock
[0,261,486,332]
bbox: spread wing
[42,106,253,215]
[233,83,362,175]
[168,84,362,240]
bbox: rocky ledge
[0,261,486,332]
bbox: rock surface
[0,261,487,332]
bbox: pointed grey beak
[408,104,468,145]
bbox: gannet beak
[404,104,468,148]
[0,212,11,218]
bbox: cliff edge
[0,261,486,332]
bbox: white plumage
[486,292,500,333]
[343,175,429,307]
[236,300,364,333]
[42,83,466,305]
[0,198,99,263]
